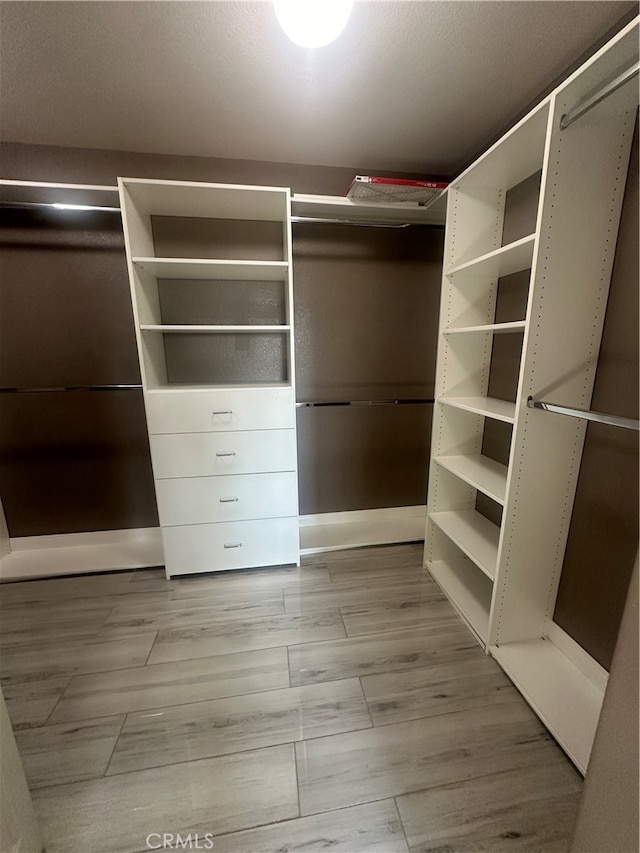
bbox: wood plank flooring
[0,544,583,852]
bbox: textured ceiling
[0,1,635,176]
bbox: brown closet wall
[0,142,443,535]
[480,121,639,670]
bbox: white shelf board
[140,325,290,333]
[145,382,293,393]
[439,396,516,424]
[490,638,606,774]
[436,455,508,504]
[133,258,289,281]
[291,193,446,225]
[428,557,491,642]
[430,509,499,580]
[444,320,526,336]
[120,178,288,222]
[447,234,535,280]
[452,100,550,193]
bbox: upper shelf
[133,258,289,281]
[0,179,119,208]
[120,178,289,222]
[452,101,550,195]
[447,234,536,280]
[291,193,447,225]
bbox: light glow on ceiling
[274,0,353,49]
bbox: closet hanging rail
[0,201,121,214]
[296,398,434,407]
[559,61,640,129]
[0,201,436,228]
[0,384,142,394]
[527,397,639,431]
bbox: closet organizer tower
[424,19,638,773]
[119,179,299,578]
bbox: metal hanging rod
[560,61,640,130]
[296,398,434,408]
[527,397,639,431]
[0,385,142,394]
[0,201,439,229]
[0,201,121,214]
[291,216,430,229]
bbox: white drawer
[156,472,299,526]
[145,388,295,434]
[150,429,297,479]
[161,517,300,576]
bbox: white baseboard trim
[546,620,609,693]
[0,507,427,581]
[299,505,426,555]
[0,528,163,582]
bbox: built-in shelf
[439,396,516,424]
[452,100,550,195]
[444,321,526,336]
[133,258,289,280]
[291,192,446,225]
[140,325,290,333]
[490,638,606,774]
[145,381,293,393]
[430,509,500,580]
[447,234,536,280]
[429,557,492,642]
[436,455,508,504]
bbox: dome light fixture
[274,0,353,49]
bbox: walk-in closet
[0,3,637,853]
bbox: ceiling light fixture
[274,0,353,49]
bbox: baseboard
[0,508,427,581]
[299,505,426,555]
[0,528,163,582]
[545,620,609,693]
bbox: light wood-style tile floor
[0,544,583,853]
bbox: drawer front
[162,518,300,575]
[150,429,297,479]
[156,472,299,526]
[145,388,295,434]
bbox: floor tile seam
[147,609,346,640]
[143,631,160,667]
[392,796,413,853]
[1,653,181,691]
[36,675,74,727]
[47,675,369,723]
[101,713,128,778]
[40,739,302,785]
[390,760,583,809]
[336,620,473,641]
[270,697,554,749]
[13,710,128,740]
[356,676,376,731]
[286,627,478,650]
[296,761,570,821]
[353,693,529,730]
[294,791,407,821]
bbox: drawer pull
[212,410,233,416]
[219,497,239,503]
[224,542,243,549]
[216,451,236,457]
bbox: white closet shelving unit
[424,18,638,774]
[119,178,299,578]
[291,192,446,225]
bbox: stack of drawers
[145,387,300,577]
